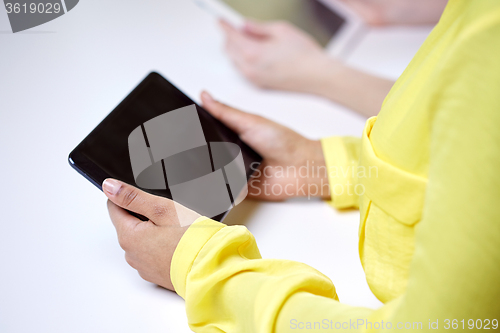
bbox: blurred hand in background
[221,20,328,93]
[220,19,394,117]
[220,0,448,117]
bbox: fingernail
[103,179,120,196]
[202,91,215,103]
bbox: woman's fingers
[219,19,237,33]
[102,179,176,225]
[220,19,262,62]
[107,200,143,239]
[220,19,247,50]
[243,20,272,37]
[201,91,259,135]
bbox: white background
[0,1,431,332]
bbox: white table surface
[0,1,432,332]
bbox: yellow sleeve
[320,136,362,209]
[171,218,373,332]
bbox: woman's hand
[201,91,330,201]
[103,178,201,291]
[220,20,394,117]
[220,20,332,93]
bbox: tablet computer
[69,72,262,222]
[193,0,367,58]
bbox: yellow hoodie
[171,0,500,331]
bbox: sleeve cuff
[170,217,226,298]
[320,136,361,209]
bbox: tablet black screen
[70,72,262,221]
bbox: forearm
[301,140,331,200]
[302,58,394,117]
[384,0,448,26]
